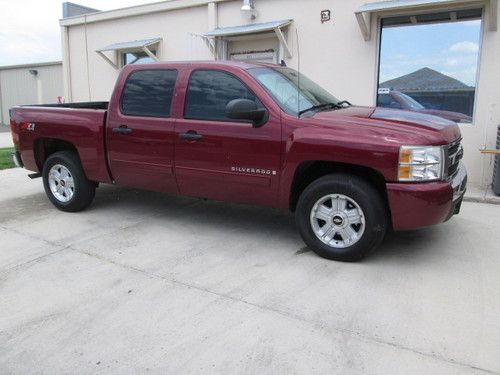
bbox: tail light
[9,118,20,146]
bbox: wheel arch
[289,161,390,215]
[33,138,80,172]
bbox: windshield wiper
[298,102,341,116]
[337,100,352,107]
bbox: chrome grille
[447,138,463,180]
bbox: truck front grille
[447,138,463,180]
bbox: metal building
[0,62,63,126]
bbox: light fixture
[241,0,256,20]
[29,69,38,76]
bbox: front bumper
[387,162,467,231]
[11,151,23,168]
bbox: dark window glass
[121,70,177,117]
[184,70,262,121]
[122,50,156,66]
[377,12,482,123]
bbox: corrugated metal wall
[0,63,63,125]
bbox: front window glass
[248,67,339,116]
[184,70,262,122]
[377,10,482,123]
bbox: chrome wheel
[48,164,75,203]
[310,194,365,248]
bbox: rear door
[106,68,179,192]
[174,68,282,207]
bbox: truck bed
[10,103,111,183]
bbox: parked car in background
[10,61,467,261]
[377,89,473,123]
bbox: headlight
[398,145,444,181]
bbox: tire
[296,174,387,261]
[42,151,96,212]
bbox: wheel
[295,174,388,261]
[42,151,96,212]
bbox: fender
[278,124,400,209]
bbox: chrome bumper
[11,151,23,168]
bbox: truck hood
[310,106,461,144]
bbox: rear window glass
[121,69,177,117]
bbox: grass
[0,147,15,170]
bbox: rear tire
[296,174,387,261]
[42,151,96,212]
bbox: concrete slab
[465,183,500,204]
[1,168,500,374]
[0,132,13,148]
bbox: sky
[379,19,482,86]
[0,0,155,66]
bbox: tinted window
[121,70,177,117]
[184,70,261,121]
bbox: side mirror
[226,99,268,127]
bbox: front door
[174,68,281,207]
[106,68,179,192]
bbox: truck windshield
[247,67,339,116]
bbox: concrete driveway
[0,126,14,148]
[1,167,499,374]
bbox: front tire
[296,174,387,261]
[42,151,96,212]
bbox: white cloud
[0,0,159,66]
[449,41,479,53]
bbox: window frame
[183,68,266,124]
[119,68,178,119]
[374,7,485,125]
[120,50,157,67]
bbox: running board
[28,173,42,179]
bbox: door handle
[112,125,133,135]
[179,131,203,141]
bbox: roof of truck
[126,60,283,70]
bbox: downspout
[0,72,4,126]
[83,15,92,101]
[61,25,72,102]
[208,2,218,60]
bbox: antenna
[295,27,300,118]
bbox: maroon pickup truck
[10,61,467,261]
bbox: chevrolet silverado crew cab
[10,61,467,261]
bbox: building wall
[62,0,500,188]
[67,5,211,101]
[0,63,63,126]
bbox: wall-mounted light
[241,0,256,20]
[29,69,38,76]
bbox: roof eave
[60,0,231,27]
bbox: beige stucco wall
[63,0,500,188]
[66,5,211,102]
[0,63,63,126]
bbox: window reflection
[377,12,482,124]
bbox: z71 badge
[231,167,277,176]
